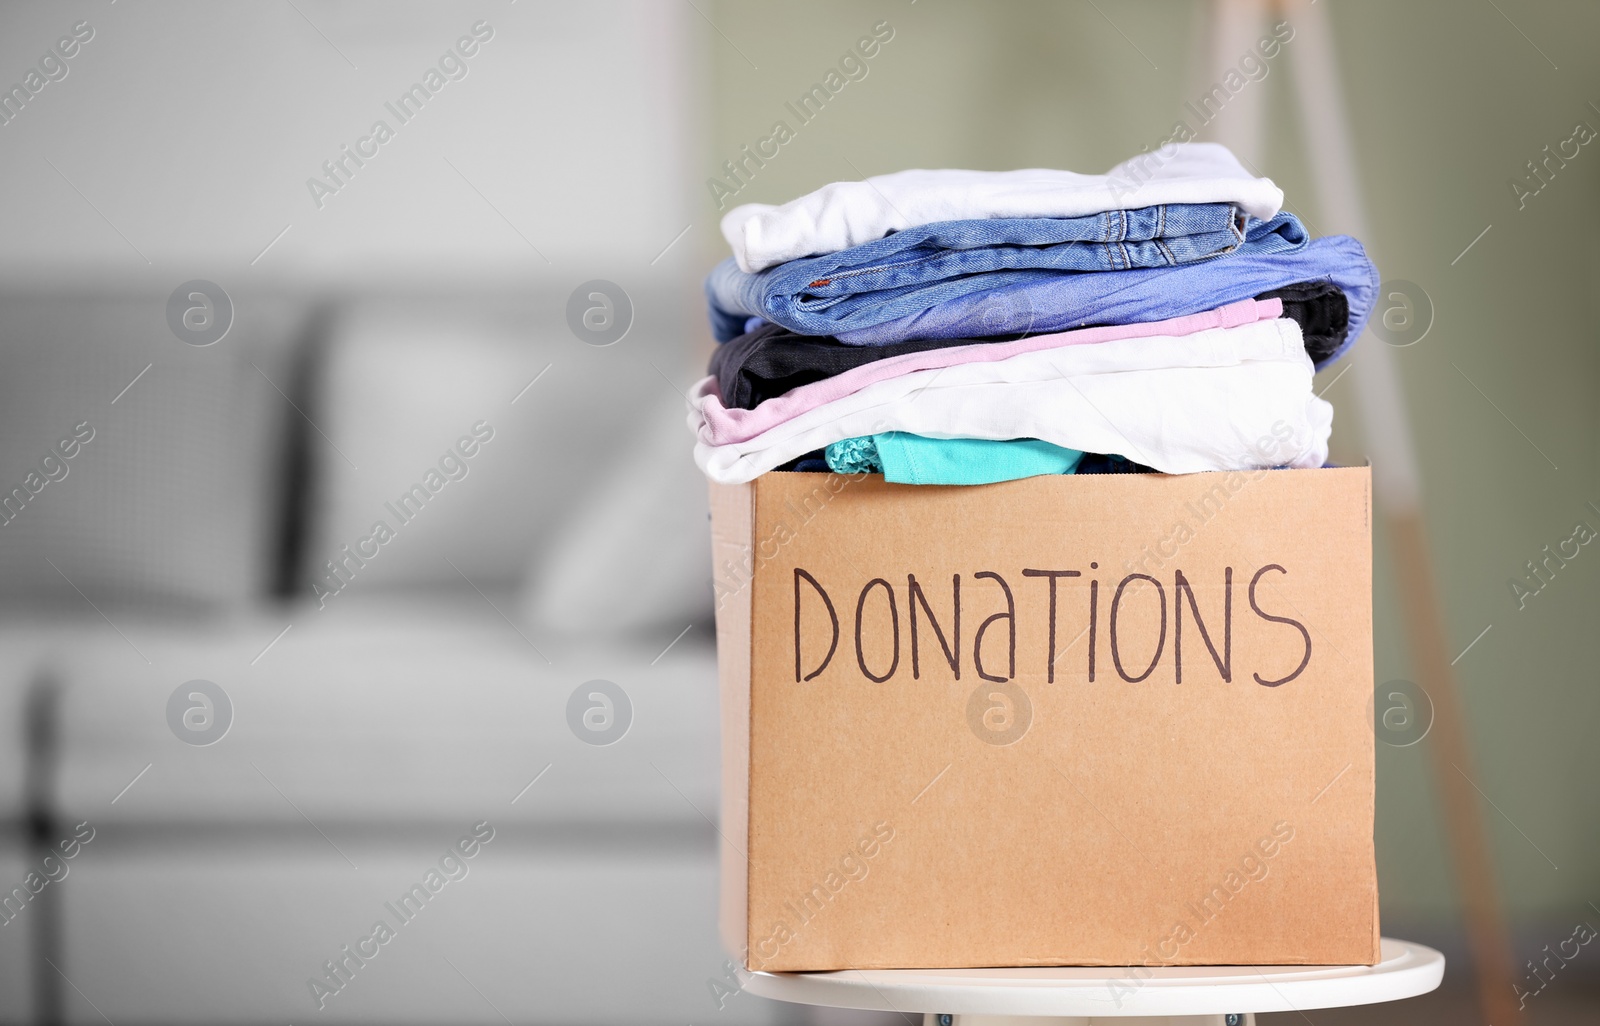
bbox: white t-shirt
[720,143,1284,273]
[689,317,1329,484]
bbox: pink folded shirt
[694,297,1283,446]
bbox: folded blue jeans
[824,235,1377,369]
[825,433,1084,485]
[707,208,1308,342]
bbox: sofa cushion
[302,290,712,637]
[0,290,304,610]
[21,595,719,826]
[50,836,783,1025]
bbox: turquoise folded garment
[825,433,1083,485]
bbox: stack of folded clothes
[688,143,1376,485]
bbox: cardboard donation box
[709,466,1379,972]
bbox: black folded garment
[710,281,1350,411]
[1255,280,1348,366]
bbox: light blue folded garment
[826,433,1084,485]
[706,208,1308,343]
[828,235,1377,370]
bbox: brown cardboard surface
[709,479,754,961]
[711,467,1378,972]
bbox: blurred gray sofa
[0,287,782,1026]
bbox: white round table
[742,937,1443,1026]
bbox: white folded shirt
[689,318,1330,484]
[720,142,1285,273]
